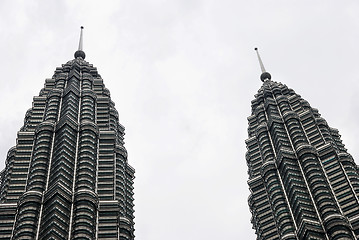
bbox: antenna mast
[74,26,86,59]
[254,48,271,82]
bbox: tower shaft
[247,80,359,239]
[0,54,135,240]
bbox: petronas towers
[0,28,135,240]
[1,28,359,240]
[246,50,359,239]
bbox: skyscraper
[0,27,135,240]
[246,49,359,239]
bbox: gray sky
[1,1,359,239]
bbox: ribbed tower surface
[0,54,135,239]
[246,80,359,239]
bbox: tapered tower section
[246,49,359,239]
[0,27,135,240]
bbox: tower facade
[0,29,135,240]
[246,51,359,239]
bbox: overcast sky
[1,1,359,239]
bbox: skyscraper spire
[254,47,271,82]
[74,26,86,59]
[78,26,84,51]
